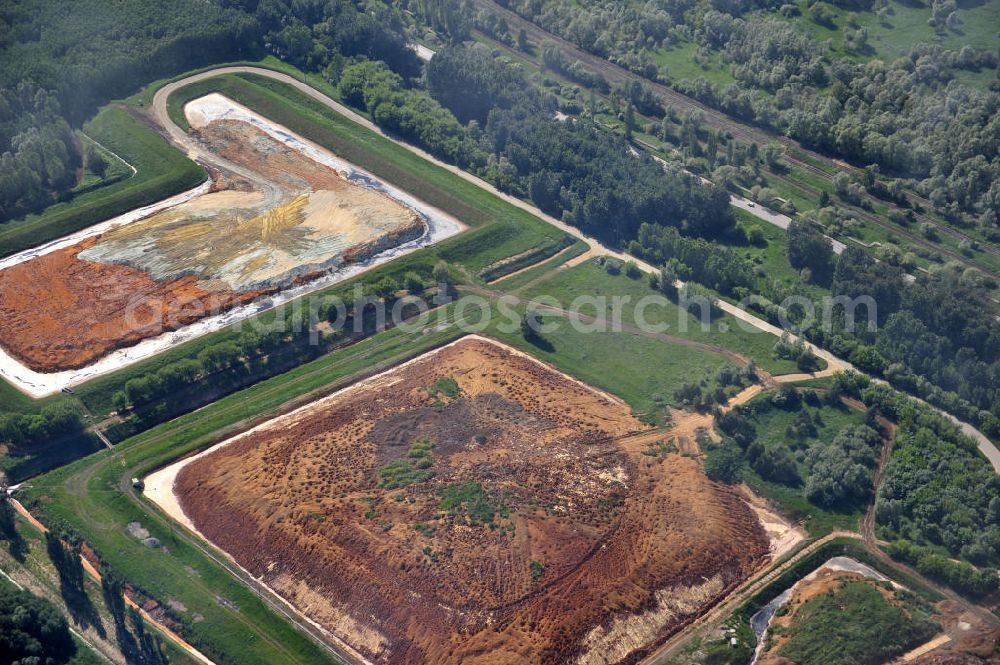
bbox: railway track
[473,21,1000,278]
[764,169,1000,278]
[470,0,1000,267]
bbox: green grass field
[73,131,134,194]
[1,513,201,665]
[650,40,736,87]
[484,306,736,417]
[0,381,69,414]
[0,108,205,259]
[516,260,807,375]
[783,0,1000,87]
[740,395,869,536]
[21,253,797,663]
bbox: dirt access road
[152,68,850,376]
[469,0,1000,273]
[8,498,215,665]
[153,67,1000,467]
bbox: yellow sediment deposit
[77,119,424,291]
[246,195,309,241]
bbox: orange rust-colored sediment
[175,337,769,664]
[0,115,426,373]
[0,237,270,372]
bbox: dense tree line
[0,0,256,222]
[420,43,737,244]
[425,43,527,124]
[1,0,261,124]
[821,248,1000,429]
[744,228,1000,432]
[629,223,754,294]
[831,371,1000,567]
[879,419,1000,566]
[0,403,83,447]
[339,60,484,167]
[539,43,611,93]
[887,540,999,598]
[251,0,420,78]
[786,218,835,285]
[0,83,79,221]
[112,328,296,415]
[488,108,733,243]
[493,0,1000,229]
[803,424,880,507]
[403,0,475,44]
[0,586,76,665]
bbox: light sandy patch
[575,575,725,665]
[562,247,600,270]
[0,181,211,275]
[739,485,807,560]
[270,574,387,659]
[898,634,952,661]
[79,116,425,291]
[176,189,266,213]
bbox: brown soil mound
[0,237,269,372]
[175,337,769,664]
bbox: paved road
[728,196,845,256]
[141,65,1000,661]
[469,0,1000,272]
[643,151,847,254]
[154,66,1000,467]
